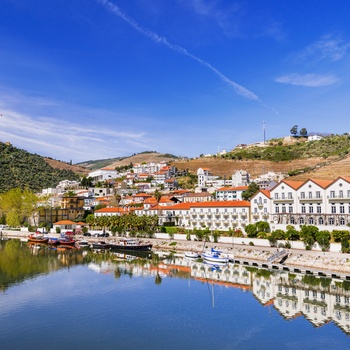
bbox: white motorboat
[202,248,229,264]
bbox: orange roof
[167,203,192,210]
[279,180,304,190]
[260,189,270,198]
[217,186,248,191]
[307,179,333,188]
[192,200,251,208]
[54,220,76,225]
[95,207,130,213]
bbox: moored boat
[58,237,76,246]
[47,237,59,245]
[184,251,199,259]
[28,233,49,244]
[109,238,152,251]
[91,241,110,250]
[202,248,229,264]
[76,240,90,248]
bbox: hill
[78,151,180,170]
[0,142,85,193]
[173,134,350,181]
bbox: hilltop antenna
[263,121,266,144]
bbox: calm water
[0,239,350,350]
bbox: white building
[215,186,248,201]
[88,168,119,183]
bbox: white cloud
[98,0,258,101]
[275,73,339,87]
[0,89,152,162]
[292,34,350,65]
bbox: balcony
[273,197,294,203]
[327,195,350,202]
[299,196,323,202]
[252,213,260,218]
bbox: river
[0,239,349,349]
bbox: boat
[57,237,76,246]
[202,248,229,264]
[28,233,49,244]
[76,240,90,248]
[184,251,199,259]
[47,237,59,245]
[91,241,110,250]
[109,238,152,251]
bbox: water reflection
[2,239,350,336]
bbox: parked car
[83,232,91,237]
[65,231,75,236]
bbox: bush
[249,241,255,246]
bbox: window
[264,208,267,213]
[264,199,267,203]
[309,206,313,213]
[340,205,345,214]
[309,191,312,199]
[340,217,345,225]
[302,206,306,213]
[330,191,335,198]
[282,193,285,199]
[282,206,286,213]
[289,206,293,213]
[275,206,279,213]
[331,205,336,214]
[319,217,324,225]
[340,190,344,198]
[290,217,295,224]
[329,217,334,225]
[309,218,314,225]
[317,206,321,214]
[254,199,257,203]
[274,193,278,199]
[288,192,292,199]
[299,217,304,224]
[301,192,305,199]
[316,191,321,198]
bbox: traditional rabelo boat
[109,238,152,251]
[28,233,49,244]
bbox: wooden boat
[109,238,152,251]
[58,237,76,246]
[28,234,49,244]
[202,248,229,264]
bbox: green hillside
[222,134,350,162]
[0,142,80,193]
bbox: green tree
[242,182,260,201]
[290,125,298,136]
[154,189,162,204]
[316,230,331,251]
[300,128,308,137]
[256,221,270,233]
[245,223,258,238]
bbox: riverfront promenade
[3,229,350,277]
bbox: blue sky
[1,0,350,163]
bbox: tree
[316,230,331,251]
[245,223,258,238]
[242,182,260,201]
[300,128,308,137]
[290,125,298,136]
[256,221,270,233]
[154,189,162,204]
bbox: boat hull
[110,244,152,251]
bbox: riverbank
[3,230,350,275]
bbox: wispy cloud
[0,89,151,162]
[275,73,339,87]
[98,0,258,101]
[291,34,350,65]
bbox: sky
[1,0,350,163]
